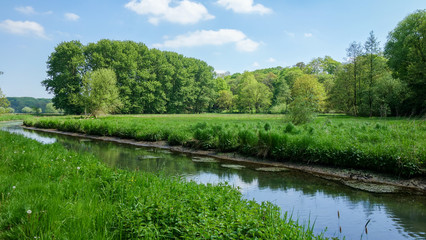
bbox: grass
[23,114,426,177]
[0,130,325,239]
[0,114,34,122]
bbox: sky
[0,0,425,98]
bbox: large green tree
[42,41,85,114]
[385,10,426,115]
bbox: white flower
[27,210,32,214]
[77,167,80,170]
[12,186,16,189]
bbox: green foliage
[236,72,272,112]
[44,40,216,115]
[77,68,122,117]
[0,131,324,239]
[292,74,326,112]
[7,97,51,113]
[25,114,426,177]
[21,106,34,113]
[44,102,59,114]
[385,10,426,115]
[287,97,316,125]
[0,88,10,112]
[0,107,14,114]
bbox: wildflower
[12,186,16,189]
[77,167,81,170]
[27,210,32,214]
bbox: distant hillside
[7,97,51,113]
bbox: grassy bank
[23,114,426,177]
[0,130,324,239]
[0,114,33,122]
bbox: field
[0,129,325,239]
[23,114,426,177]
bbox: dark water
[2,122,426,240]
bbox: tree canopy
[385,10,426,115]
[42,11,425,117]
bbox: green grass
[0,130,325,239]
[24,114,426,177]
[0,114,34,122]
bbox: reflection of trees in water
[26,129,426,239]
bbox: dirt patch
[23,126,426,195]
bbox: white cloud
[304,33,313,38]
[268,57,276,63]
[125,0,214,25]
[153,29,259,52]
[65,13,80,21]
[285,31,295,38]
[15,6,53,15]
[252,61,260,67]
[0,19,48,39]
[15,6,36,15]
[217,0,272,15]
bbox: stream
[1,121,425,239]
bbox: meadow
[23,114,426,177]
[0,129,325,239]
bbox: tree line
[41,10,424,116]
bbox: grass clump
[0,130,324,239]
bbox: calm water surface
[2,122,425,240]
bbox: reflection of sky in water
[186,170,425,240]
[1,123,56,144]
[1,123,425,240]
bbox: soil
[23,126,426,195]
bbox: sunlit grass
[24,114,426,177]
[0,130,325,239]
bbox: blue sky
[0,0,425,98]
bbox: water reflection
[1,123,425,240]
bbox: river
[1,121,425,239]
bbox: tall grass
[24,114,426,177]
[0,130,325,239]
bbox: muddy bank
[23,126,426,194]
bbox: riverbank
[23,125,426,194]
[23,115,426,177]
[0,129,326,239]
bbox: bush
[287,97,316,125]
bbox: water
[2,122,426,239]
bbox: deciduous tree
[385,10,426,115]
[77,68,122,117]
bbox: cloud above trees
[153,29,260,52]
[64,13,80,21]
[217,0,272,15]
[125,0,214,25]
[0,19,48,39]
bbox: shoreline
[23,125,426,195]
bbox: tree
[346,42,363,115]
[216,90,234,111]
[291,74,326,112]
[45,102,59,114]
[21,106,34,113]
[385,10,426,115]
[236,72,272,112]
[77,68,122,117]
[364,31,381,116]
[42,41,86,114]
[0,87,10,112]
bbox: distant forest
[7,97,52,113]
[42,10,425,116]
